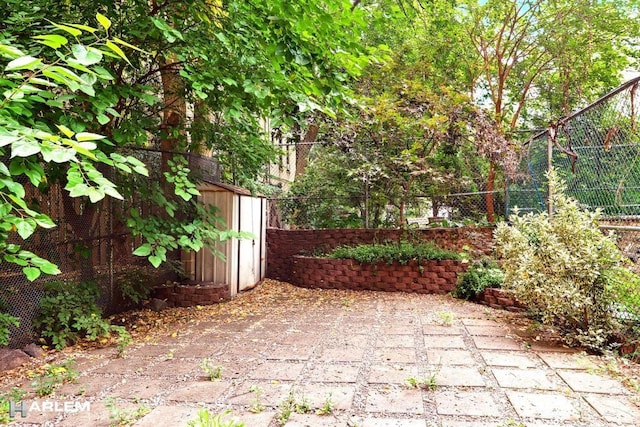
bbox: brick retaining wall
[291,256,469,294]
[152,282,230,308]
[477,287,525,312]
[267,227,494,283]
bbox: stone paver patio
[2,280,640,426]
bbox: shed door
[237,196,263,291]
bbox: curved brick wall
[267,227,494,283]
[291,256,469,294]
[152,282,230,308]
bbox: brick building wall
[266,227,494,283]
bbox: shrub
[453,258,504,300]
[35,281,111,349]
[494,170,639,351]
[327,241,462,265]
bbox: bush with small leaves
[494,170,640,351]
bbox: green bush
[453,258,504,300]
[0,312,19,347]
[35,281,111,349]
[494,170,639,351]
[327,240,462,265]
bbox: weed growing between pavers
[104,397,150,426]
[200,359,223,381]
[248,385,264,413]
[187,409,245,427]
[29,359,79,397]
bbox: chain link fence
[1,149,223,347]
[509,76,640,326]
[267,190,505,230]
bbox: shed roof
[198,179,265,198]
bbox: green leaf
[5,56,42,71]
[0,134,20,147]
[56,124,75,138]
[75,132,105,141]
[0,162,9,176]
[104,41,130,64]
[51,22,82,37]
[0,44,25,58]
[71,44,103,66]
[23,267,41,281]
[33,34,68,49]
[11,139,41,157]
[16,219,36,239]
[96,114,110,125]
[39,261,61,275]
[112,37,145,53]
[96,13,111,31]
[148,255,162,268]
[132,244,152,256]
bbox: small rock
[0,349,30,372]
[22,343,45,358]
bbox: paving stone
[134,404,199,427]
[354,418,427,427]
[472,336,523,351]
[375,335,415,348]
[278,333,326,346]
[434,366,486,387]
[435,390,502,417]
[307,363,361,383]
[426,349,475,366]
[267,345,315,361]
[461,318,503,326]
[91,357,155,375]
[293,383,355,410]
[108,377,168,400]
[170,344,220,359]
[582,393,640,424]
[422,325,464,335]
[285,412,349,426]
[368,364,419,384]
[327,334,370,348]
[235,410,276,427]
[379,325,415,335]
[249,361,305,381]
[440,421,511,427]
[319,347,366,362]
[491,368,561,390]
[58,401,125,426]
[365,387,424,414]
[147,358,199,377]
[165,380,231,403]
[55,375,117,398]
[374,348,417,364]
[464,325,509,336]
[556,369,627,394]
[505,390,581,420]
[480,351,539,368]
[537,352,597,370]
[424,335,466,349]
[226,381,293,407]
[126,344,179,358]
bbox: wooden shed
[182,181,266,297]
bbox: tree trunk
[295,124,319,177]
[485,161,496,223]
[159,56,186,175]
